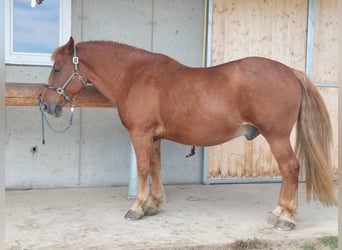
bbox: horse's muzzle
[44,101,63,118]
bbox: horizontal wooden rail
[5,83,114,107]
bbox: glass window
[5,0,71,65]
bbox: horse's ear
[52,37,74,60]
[65,36,74,55]
[59,36,74,55]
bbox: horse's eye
[54,68,61,74]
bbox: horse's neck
[80,42,139,106]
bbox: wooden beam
[5,83,114,107]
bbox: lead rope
[38,95,74,144]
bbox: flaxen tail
[293,69,336,206]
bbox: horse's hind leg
[266,136,300,231]
[144,140,165,216]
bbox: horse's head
[41,37,89,117]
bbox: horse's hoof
[274,220,296,231]
[267,212,279,225]
[144,207,159,216]
[124,210,143,221]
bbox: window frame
[5,0,71,66]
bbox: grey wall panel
[78,108,130,186]
[6,65,51,83]
[6,107,80,188]
[81,0,153,49]
[161,141,202,184]
[153,0,204,67]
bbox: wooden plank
[211,0,308,69]
[5,83,114,107]
[313,0,338,83]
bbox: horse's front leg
[124,133,153,221]
[144,140,165,216]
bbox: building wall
[5,0,205,188]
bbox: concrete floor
[6,183,337,249]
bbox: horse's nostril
[54,104,63,117]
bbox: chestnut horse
[42,37,336,231]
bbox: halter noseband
[45,44,91,104]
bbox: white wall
[5,0,205,188]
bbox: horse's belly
[162,123,255,147]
